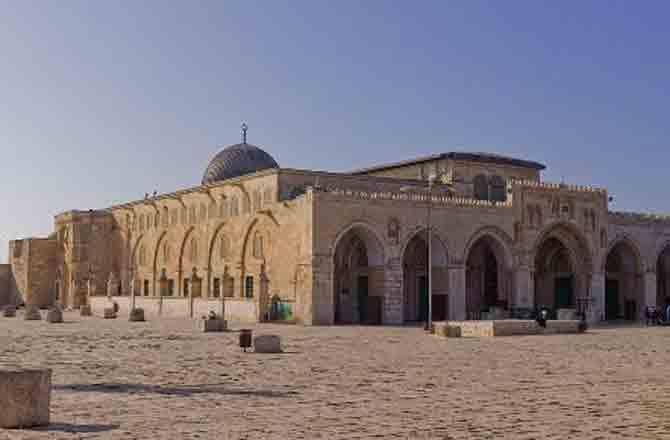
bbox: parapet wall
[89,296,259,323]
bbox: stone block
[0,368,51,428]
[103,308,116,319]
[129,308,145,322]
[432,322,461,337]
[254,335,282,353]
[24,306,42,321]
[3,305,17,317]
[46,307,63,323]
[80,305,92,316]
[198,318,227,332]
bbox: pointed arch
[463,226,514,270]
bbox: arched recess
[208,221,234,298]
[400,228,449,323]
[132,235,152,297]
[604,238,643,320]
[656,242,670,310]
[533,222,593,316]
[178,227,202,298]
[464,229,513,319]
[332,223,386,324]
[153,230,179,297]
[240,214,280,320]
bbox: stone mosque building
[2,128,670,325]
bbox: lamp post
[401,174,454,332]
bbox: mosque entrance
[605,279,619,320]
[605,241,642,321]
[554,276,574,310]
[333,225,385,325]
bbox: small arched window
[162,242,171,264]
[253,231,264,259]
[231,196,239,217]
[189,237,198,262]
[189,206,196,224]
[490,175,506,202]
[253,190,261,211]
[162,207,169,227]
[199,204,207,223]
[473,174,488,200]
[220,235,230,260]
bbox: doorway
[605,279,619,320]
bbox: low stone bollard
[46,307,63,324]
[254,335,282,353]
[432,322,462,338]
[0,368,51,428]
[80,305,92,317]
[103,308,117,319]
[3,305,17,318]
[23,306,42,321]
[128,308,145,322]
[198,317,227,332]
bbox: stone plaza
[1,313,669,439]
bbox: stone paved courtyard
[1,313,670,439]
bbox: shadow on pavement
[30,423,119,433]
[53,382,297,398]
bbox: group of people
[645,301,670,326]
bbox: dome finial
[241,122,248,144]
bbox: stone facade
[6,143,670,325]
[0,264,10,305]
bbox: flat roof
[350,152,546,174]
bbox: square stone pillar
[513,267,534,310]
[644,271,657,314]
[589,272,605,324]
[383,258,403,325]
[310,257,334,325]
[448,265,466,320]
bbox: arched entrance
[401,230,449,323]
[657,245,670,311]
[465,235,509,319]
[333,225,385,324]
[534,224,592,317]
[605,241,643,320]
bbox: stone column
[158,269,168,316]
[644,271,657,316]
[448,265,466,320]
[106,272,119,298]
[190,268,201,318]
[513,267,534,310]
[589,272,605,324]
[383,258,403,325]
[258,265,270,321]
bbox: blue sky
[1,1,669,262]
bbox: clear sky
[1,1,669,263]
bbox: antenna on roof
[241,122,248,144]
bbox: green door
[357,276,369,324]
[418,276,428,322]
[554,276,573,310]
[605,279,619,320]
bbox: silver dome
[202,143,279,184]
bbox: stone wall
[8,238,58,307]
[0,264,10,305]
